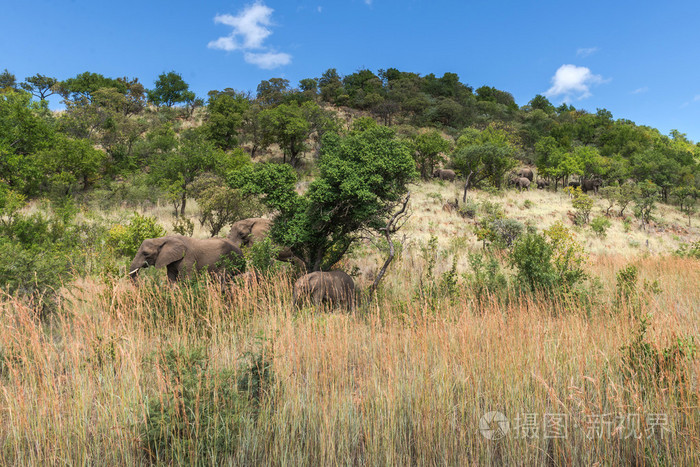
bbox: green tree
[20,74,58,101]
[37,134,106,194]
[231,125,417,271]
[633,180,660,229]
[56,71,126,102]
[205,89,250,150]
[150,128,248,216]
[256,78,290,107]
[412,130,452,179]
[0,69,17,91]
[147,71,195,108]
[0,90,55,194]
[259,101,314,166]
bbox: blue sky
[2,0,699,142]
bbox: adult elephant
[433,169,456,182]
[228,218,304,269]
[581,178,602,194]
[568,180,581,189]
[509,176,531,190]
[129,236,243,282]
[293,270,355,310]
[517,168,534,181]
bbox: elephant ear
[155,238,186,268]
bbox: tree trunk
[180,191,187,217]
[462,171,474,202]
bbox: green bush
[457,198,478,218]
[476,216,524,249]
[142,344,274,464]
[465,252,508,306]
[569,187,593,225]
[106,213,166,257]
[510,222,587,294]
[171,216,194,236]
[244,237,282,276]
[590,216,611,238]
[675,240,700,259]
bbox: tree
[451,126,518,199]
[231,124,417,271]
[256,78,290,107]
[318,68,343,104]
[205,89,250,150]
[412,130,451,179]
[0,90,55,194]
[633,180,659,229]
[259,101,313,166]
[37,134,106,194]
[527,94,555,113]
[149,128,248,216]
[147,71,195,108]
[0,69,17,91]
[56,71,125,102]
[191,174,262,236]
[20,74,58,101]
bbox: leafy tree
[191,174,262,237]
[20,74,58,101]
[412,130,451,179]
[147,71,195,108]
[259,101,314,166]
[0,69,17,91]
[205,89,250,150]
[0,90,55,194]
[240,101,270,158]
[633,180,660,229]
[527,94,555,113]
[318,68,344,104]
[231,125,417,271]
[37,134,106,194]
[451,126,517,198]
[298,78,319,101]
[150,128,248,216]
[56,71,126,102]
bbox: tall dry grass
[0,249,697,465]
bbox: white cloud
[576,47,598,57]
[244,51,292,69]
[208,2,291,69]
[631,87,649,94]
[545,64,607,101]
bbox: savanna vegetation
[0,66,698,464]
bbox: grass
[0,183,698,464]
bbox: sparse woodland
[0,67,698,464]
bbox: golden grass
[0,250,698,464]
[3,183,698,464]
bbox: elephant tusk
[129,268,140,275]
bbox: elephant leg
[166,265,179,282]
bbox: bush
[171,216,194,236]
[244,237,282,276]
[141,343,275,464]
[568,187,593,225]
[106,213,166,258]
[457,198,478,218]
[465,252,508,305]
[510,222,587,294]
[192,174,263,237]
[675,240,700,259]
[590,216,611,237]
[476,216,524,249]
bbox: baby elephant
[510,176,531,190]
[293,270,355,310]
[433,169,456,182]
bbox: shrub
[465,252,508,305]
[633,180,659,229]
[172,216,194,237]
[522,199,534,209]
[192,174,263,237]
[568,187,593,225]
[476,216,524,249]
[590,216,611,238]
[510,222,587,294]
[621,313,697,393]
[106,213,166,258]
[244,237,282,276]
[457,198,478,218]
[141,346,246,464]
[675,240,700,259]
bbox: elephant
[129,235,243,282]
[433,169,456,182]
[509,177,531,190]
[293,270,355,310]
[517,168,534,181]
[568,181,581,189]
[536,179,549,189]
[228,218,304,269]
[581,178,602,194]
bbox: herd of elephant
[128,218,355,309]
[433,167,603,193]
